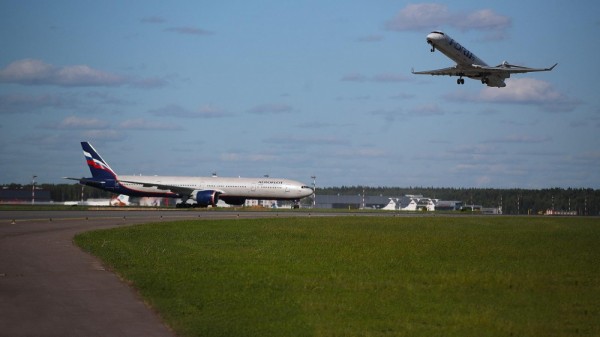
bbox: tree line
[317,186,600,215]
[2,183,113,202]
[3,183,599,215]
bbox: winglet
[411,67,415,74]
[548,63,558,71]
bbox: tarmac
[0,209,327,336]
[0,213,177,337]
[0,208,404,336]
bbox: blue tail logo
[81,142,117,180]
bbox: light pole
[311,175,316,208]
[31,175,37,204]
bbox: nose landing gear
[427,40,435,52]
[456,78,465,85]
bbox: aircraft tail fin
[81,142,118,180]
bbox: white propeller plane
[412,31,557,87]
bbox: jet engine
[193,190,220,207]
[221,196,246,206]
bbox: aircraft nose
[426,32,444,43]
[301,185,314,197]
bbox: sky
[1,1,599,188]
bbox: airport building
[314,194,463,211]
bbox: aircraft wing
[475,62,557,74]
[118,179,195,196]
[411,66,464,76]
[118,179,226,197]
[412,63,557,76]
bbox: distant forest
[317,186,600,215]
[3,183,599,215]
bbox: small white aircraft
[412,31,557,87]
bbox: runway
[0,209,343,336]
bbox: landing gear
[481,78,489,85]
[176,197,193,208]
[456,78,465,85]
[427,41,435,52]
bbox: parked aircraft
[412,31,557,87]
[65,142,313,208]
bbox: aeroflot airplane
[412,31,557,87]
[65,142,314,208]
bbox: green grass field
[75,216,600,337]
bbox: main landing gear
[456,78,465,85]
[481,78,489,85]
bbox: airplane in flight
[65,142,314,208]
[412,31,557,87]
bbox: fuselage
[426,31,488,67]
[108,175,313,201]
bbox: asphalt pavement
[0,208,406,336]
[0,213,177,337]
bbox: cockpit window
[431,31,444,35]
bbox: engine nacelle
[220,196,246,206]
[192,190,219,207]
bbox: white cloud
[446,78,579,112]
[149,104,233,118]
[456,9,511,32]
[385,3,451,31]
[385,4,511,36]
[81,129,125,141]
[410,103,443,116]
[118,118,182,130]
[0,59,125,87]
[0,59,166,89]
[479,78,562,103]
[52,116,109,129]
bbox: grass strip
[75,216,600,337]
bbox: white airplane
[65,142,313,208]
[412,31,557,87]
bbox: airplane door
[251,184,256,192]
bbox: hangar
[315,194,463,211]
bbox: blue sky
[1,1,599,188]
